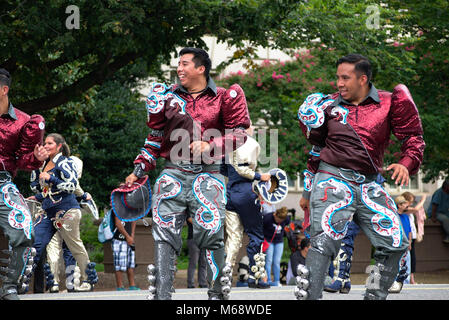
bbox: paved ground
[86,269,449,291]
[20,283,449,301]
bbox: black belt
[165,161,220,174]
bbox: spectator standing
[263,207,290,287]
[402,191,426,284]
[429,179,449,243]
[402,191,426,243]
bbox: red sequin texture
[0,108,45,177]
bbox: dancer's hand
[126,235,134,246]
[386,163,409,187]
[39,172,51,181]
[125,173,138,187]
[190,141,210,157]
[299,197,309,212]
[34,144,49,162]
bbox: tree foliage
[0,0,301,113]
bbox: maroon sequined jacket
[134,78,250,171]
[299,84,425,183]
[0,103,45,177]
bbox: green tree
[0,0,301,113]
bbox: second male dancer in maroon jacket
[296,54,425,300]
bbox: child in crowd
[112,212,140,291]
[389,195,412,293]
[402,191,427,284]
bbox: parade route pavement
[20,283,449,301]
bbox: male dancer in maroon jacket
[296,54,425,300]
[125,48,250,300]
[0,68,48,300]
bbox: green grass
[95,263,105,272]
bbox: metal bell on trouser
[17,273,30,294]
[219,263,233,300]
[220,276,230,286]
[147,264,156,275]
[293,264,310,300]
[221,285,231,300]
[46,273,54,281]
[29,248,37,257]
[221,285,231,296]
[46,278,55,289]
[296,264,309,278]
[222,263,232,277]
[295,277,309,290]
[294,286,308,300]
[148,285,156,294]
[147,275,156,285]
[87,262,96,269]
[0,266,11,276]
[147,264,157,300]
[19,282,28,294]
